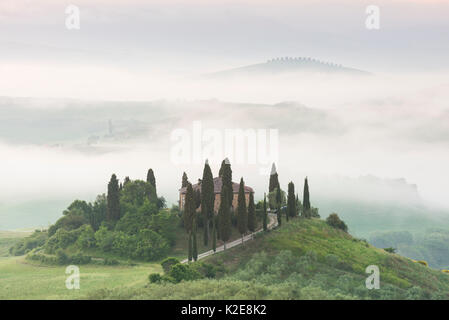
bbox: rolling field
[0,255,161,299]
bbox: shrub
[70,252,92,264]
[326,213,348,232]
[104,257,119,265]
[383,247,397,254]
[149,273,163,283]
[167,263,202,283]
[48,213,87,237]
[161,257,181,273]
[45,227,83,253]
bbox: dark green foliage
[182,172,188,188]
[103,257,119,265]
[268,188,285,210]
[120,180,157,209]
[218,183,232,247]
[268,163,280,193]
[123,176,131,186]
[295,194,302,216]
[149,273,162,283]
[48,213,87,237]
[218,159,226,177]
[326,213,348,232]
[76,225,96,249]
[218,161,232,247]
[188,233,193,262]
[303,177,311,218]
[287,182,296,218]
[94,225,115,252]
[194,189,201,209]
[91,195,107,231]
[28,250,91,265]
[94,226,169,261]
[276,187,282,226]
[183,183,195,234]
[166,263,202,283]
[201,161,215,246]
[193,232,198,261]
[9,230,48,256]
[52,196,107,234]
[263,193,268,231]
[310,207,320,218]
[384,247,397,254]
[277,208,282,226]
[220,159,233,207]
[146,168,157,196]
[114,200,158,235]
[247,192,256,232]
[237,178,248,238]
[161,257,181,273]
[212,221,217,252]
[107,174,121,222]
[45,227,84,253]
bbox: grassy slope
[87,218,449,299]
[207,218,449,292]
[2,219,449,299]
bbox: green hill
[86,218,449,300]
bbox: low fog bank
[1,70,449,229]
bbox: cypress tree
[123,176,131,186]
[296,194,301,216]
[107,174,120,222]
[184,183,196,260]
[237,178,248,242]
[221,158,233,208]
[184,183,195,233]
[192,230,198,261]
[218,183,232,249]
[276,187,282,226]
[188,233,193,262]
[212,220,217,252]
[201,160,214,246]
[269,163,280,193]
[303,177,311,218]
[247,192,256,233]
[263,193,268,231]
[181,172,188,188]
[287,181,296,219]
[146,169,157,196]
[194,188,201,209]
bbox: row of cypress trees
[182,160,312,262]
[183,159,259,261]
[269,162,312,225]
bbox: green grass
[3,218,449,299]
[0,255,161,299]
[204,218,449,293]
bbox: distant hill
[207,57,370,78]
